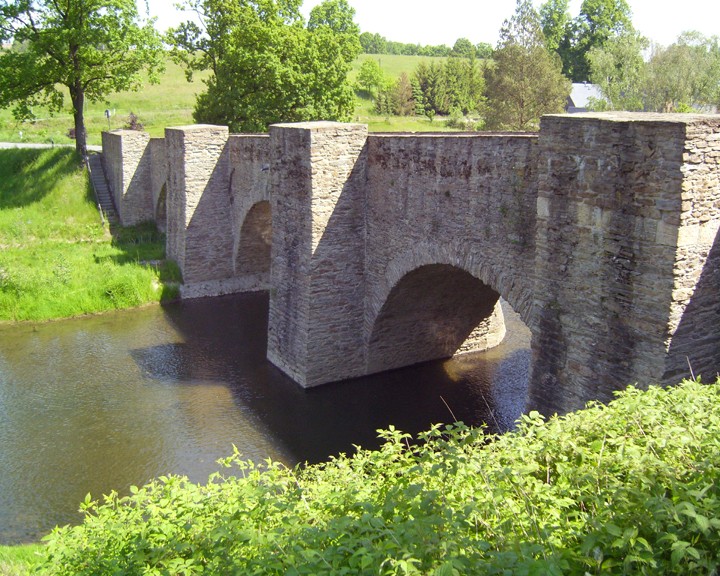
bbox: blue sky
[146,0,720,48]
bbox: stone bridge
[102,113,720,413]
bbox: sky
[145,0,720,49]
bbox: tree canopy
[485,0,570,131]
[0,0,164,158]
[539,0,634,82]
[168,0,361,132]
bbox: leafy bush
[40,379,720,575]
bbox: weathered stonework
[102,113,720,414]
[267,122,369,386]
[101,130,154,225]
[531,113,720,412]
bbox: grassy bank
[0,545,43,576]
[24,378,720,574]
[0,148,179,322]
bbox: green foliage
[539,0,570,53]
[356,58,389,96]
[0,0,164,157]
[168,0,360,132]
[359,31,451,57]
[539,0,634,81]
[451,37,476,58]
[644,32,720,112]
[0,544,43,576]
[0,149,178,322]
[485,0,570,130]
[37,379,720,574]
[412,57,485,117]
[588,31,648,111]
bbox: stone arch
[366,241,534,331]
[235,200,272,280]
[365,241,535,375]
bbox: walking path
[0,142,101,151]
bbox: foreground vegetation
[21,379,716,574]
[0,545,43,576]
[0,148,179,322]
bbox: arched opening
[368,264,506,374]
[236,201,272,280]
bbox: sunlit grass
[0,148,180,322]
[0,544,44,576]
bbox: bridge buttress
[267,122,369,387]
[530,113,720,413]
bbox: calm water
[0,292,530,544]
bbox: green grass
[0,54,452,145]
[0,148,180,322]
[0,545,43,576]
[349,53,446,82]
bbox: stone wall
[102,114,720,413]
[101,130,154,225]
[267,122,369,386]
[363,133,538,374]
[228,135,272,290]
[149,138,167,231]
[531,113,720,413]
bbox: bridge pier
[530,113,720,413]
[266,122,369,386]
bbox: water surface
[0,292,530,543]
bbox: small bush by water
[37,379,720,575]
[0,148,179,322]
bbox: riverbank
[23,378,720,574]
[0,544,42,576]
[0,148,180,322]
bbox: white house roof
[568,83,604,109]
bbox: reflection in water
[0,293,530,544]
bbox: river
[0,292,530,544]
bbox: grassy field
[0,54,455,145]
[0,148,179,322]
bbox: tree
[539,0,570,53]
[484,0,570,131]
[645,33,720,112]
[168,0,360,132]
[359,31,387,54]
[356,58,388,96]
[587,31,647,111]
[451,37,476,58]
[568,0,634,81]
[0,0,164,159]
[475,42,494,59]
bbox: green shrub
[40,379,720,575]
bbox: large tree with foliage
[644,32,720,112]
[484,0,570,131]
[0,0,164,158]
[168,0,360,132]
[587,31,647,110]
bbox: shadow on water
[153,292,530,464]
[0,291,529,544]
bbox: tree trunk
[70,83,88,162]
